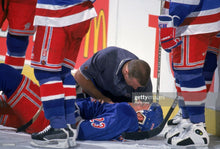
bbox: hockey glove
[159,15,182,52]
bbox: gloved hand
[159,15,182,52]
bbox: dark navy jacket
[79,46,152,102]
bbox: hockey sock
[177,96,189,119]
[61,66,76,125]
[203,51,217,91]
[174,69,207,124]
[5,33,29,73]
[34,69,67,128]
[0,63,22,98]
[186,106,205,123]
[179,107,189,119]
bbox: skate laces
[38,125,51,135]
[174,109,182,118]
[172,109,182,122]
[167,119,190,136]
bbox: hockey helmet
[136,102,163,131]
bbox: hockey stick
[122,96,178,140]
[156,0,165,103]
[16,105,43,132]
[156,43,162,103]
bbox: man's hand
[159,15,182,52]
[98,97,114,104]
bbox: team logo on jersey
[90,118,106,129]
[24,23,31,30]
[41,48,48,65]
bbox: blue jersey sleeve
[169,0,202,26]
[76,100,139,140]
[37,0,94,5]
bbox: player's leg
[0,93,23,128]
[0,64,27,128]
[0,0,8,28]
[5,0,36,73]
[0,63,49,133]
[167,34,213,146]
[31,69,70,147]
[203,35,220,91]
[0,63,22,98]
[31,26,69,148]
[5,33,29,73]
[165,74,193,139]
[62,19,91,146]
[60,66,78,147]
[167,34,220,127]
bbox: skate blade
[31,139,69,148]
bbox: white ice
[0,125,219,149]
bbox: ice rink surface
[0,125,220,149]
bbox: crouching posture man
[0,63,163,148]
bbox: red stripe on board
[148,14,159,78]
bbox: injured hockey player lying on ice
[0,63,163,141]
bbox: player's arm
[74,70,113,103]
[159,0,201,52]
[169,0,201,26]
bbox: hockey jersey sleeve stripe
[171,0,200,5]
[34,8,96,27]
[180,12,220,26]
[8,28,36,36]
[35,2,91,18]
[37,0,90,5]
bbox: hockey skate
[167,122,209,147]
[66,102,81,147]
[67,124,77,147]
[31,125,69,148]
[165,118,190,139]
[167,108,182,126]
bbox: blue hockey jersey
[76,98,139,140]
